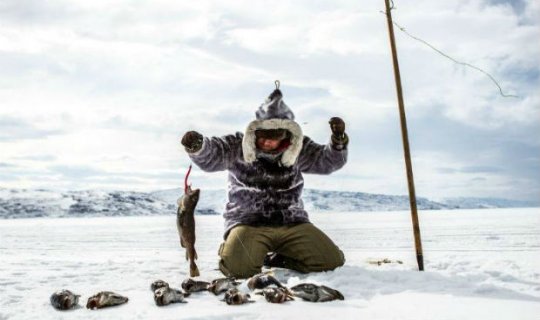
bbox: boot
[263,252,287,269]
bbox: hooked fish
[86,291,129,309]
[257,287,294,304]
[50,289,80,310]
[208,277,241,295]
[181,278,211,293]
[247,272,285,290]
[177,164,201,277]
[154,286,189,306]
[290,283,344,302]
[222,288,253,305]
[150,280,169,292]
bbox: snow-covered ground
[1,208,539,320]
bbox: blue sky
[0,0,538,201]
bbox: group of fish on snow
[51,272,344,310]
[50,172,344,311]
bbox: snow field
[0,208,539,319]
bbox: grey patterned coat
[187,89,347,238]
[188,132,347,238]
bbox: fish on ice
[208,277,241,295]
[86,291,129,309]
[50,289,80,310]
[289,283,344,302]
[256,287,294,303]
[154,287,189,306]
[182,278,211,293]
[222,288,253,305]
[150,280,169,292]
[247,271,286,290]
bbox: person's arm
[297,117,349,174]
[181,131,242,172]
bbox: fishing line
[184,163,193,193]
[234,232,258,270]
[380,3,519,98]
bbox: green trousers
[218,223,345,278]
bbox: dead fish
[154,287,189,306]
[247,272,285,290]
[208,277,241,295]
[256,287,294,304]
[222,288,253,305]
[50,289,80,310]
[290,283,344,302]
[86,291,129,309]
[177,164,200,277]
[182,278,210,293]
[150,280,169,292]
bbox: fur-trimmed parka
[187,90,348,238]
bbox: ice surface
[0,208,539,319]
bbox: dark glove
[329,117,349,150]
[181,131,204,153]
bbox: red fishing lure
[184,164,192,194]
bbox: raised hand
[328,117,348,150]
[329,117,346,138]
[181,131,204,153]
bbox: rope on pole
[378,6,518,99]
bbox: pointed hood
[255,89,295,121]
[242,86,303,167]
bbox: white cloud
[0,0,538,201]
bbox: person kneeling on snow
[181,86,349,278]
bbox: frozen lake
[1,208,539,319]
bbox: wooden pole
[383,0,424,271]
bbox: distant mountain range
[0,188,537,219]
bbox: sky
[0,0,538,201]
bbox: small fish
[222,288,253,305]
[150,280,169,292]
[86,291,129,309]
[154,287,189,306]
[290,283,344,302]
[182,278,211,293]
[177,165,201,277]
[257,287,294,304]
[247,272,285,290]
[50,289,80,310]
[208,277,241,295]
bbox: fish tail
[187,246,198,261]
[190,261,200,277]
[189,246,199,276]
